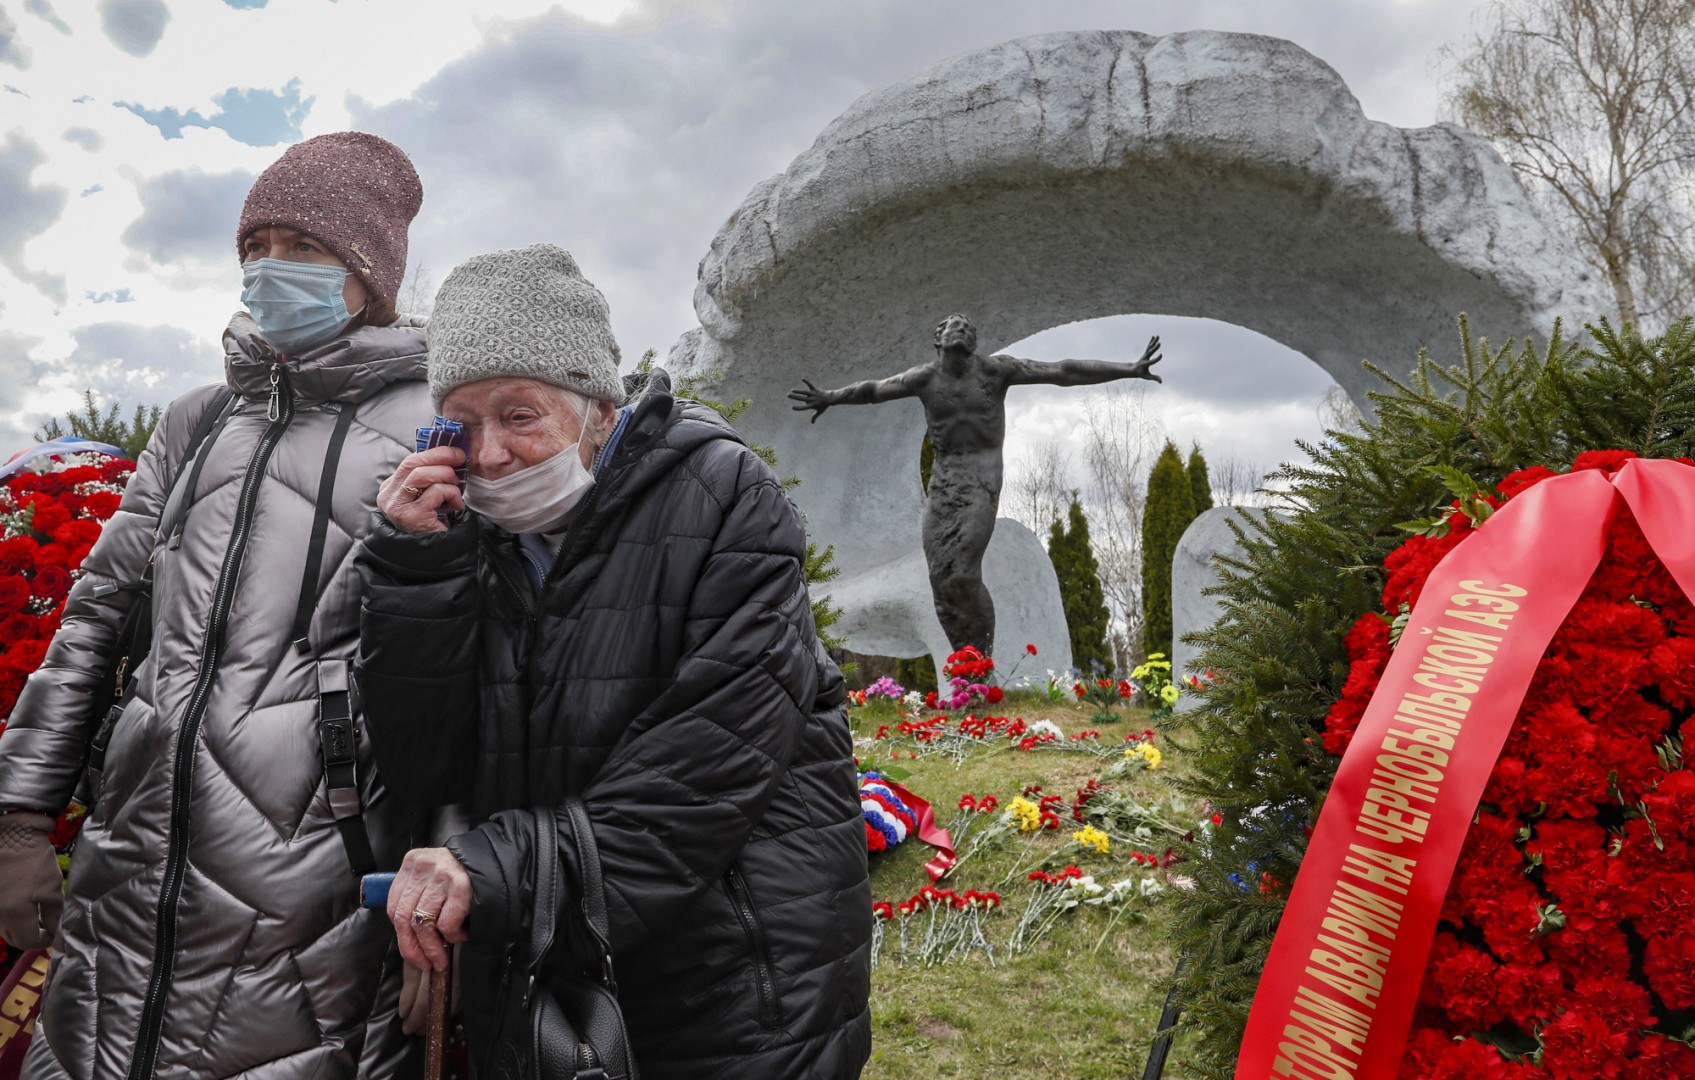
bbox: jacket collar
[223,311,428,406]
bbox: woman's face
[440,377,615,481]
[241,226,369,315]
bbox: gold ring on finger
[412,908,438,926]
[401,484,425,497]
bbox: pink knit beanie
[236,132,423,308]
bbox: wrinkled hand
[786,380,835,423]
[398,955,461,1036]
[388,847,472,972]
[1129,335,1163,383]
[0,812,63,949]
[377,447,467,535]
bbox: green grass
[853,691,1206,1079]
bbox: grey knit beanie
[427,244,624,408]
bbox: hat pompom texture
[427,244,624,408]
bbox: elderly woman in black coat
[354,244,871,1079]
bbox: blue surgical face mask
[240,257,361,356]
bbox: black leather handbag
[486,797,638,1080]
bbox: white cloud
[0,0,1490,482]
[96,0,169,58]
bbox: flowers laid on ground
[1071,825,1111,854]
[923,645,1002,711]
[870,885,1002,967]
[1009,865,1166,954]
[1071,673,1134,723]
[1114,737,1163,774]
[1323,452,1695,1076]
[862,675,905,701]
[1126,653,1180,720]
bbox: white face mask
[465,441,594,534]
[464,397,597,533]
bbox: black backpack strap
[291,404,376,876]
[292,403,358,655]
[166,388,239,550]
[317,657,376,875]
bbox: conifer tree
[1047,497,1112,672]
[38,390,161,462]
[1140,440,1194,660]
[1187,444,1214,515]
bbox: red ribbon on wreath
[0,949,50,1078]
[1236,457,1695,1080]
[877,777,956,881]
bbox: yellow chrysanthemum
[1007,796,1043,833]
[1125,742,1163,769]
[1160,684,1180,705]
[1072,825,1111,854]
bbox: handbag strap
[526,805,563,1006]
[562,796,617,993]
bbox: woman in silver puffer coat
[0,132,432,1080]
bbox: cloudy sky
[0,0,1493,491]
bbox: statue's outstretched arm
[788,366,926,423]
[1003,335,1163,386]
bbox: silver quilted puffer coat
[0,313,431,1079]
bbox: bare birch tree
[1208,452,1267,508]
[1077,385,1166,671]
[1318,383,1365,436]
[397,261,438,317]
[1006,438,1076,544]
[1443,0,1695,328]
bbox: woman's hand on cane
[387,846,472,971]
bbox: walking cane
[362,873,449,1080]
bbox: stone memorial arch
[668,29,1608,676]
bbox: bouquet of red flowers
[1326,451,1695,1078]
[0,450,132,991]
[0,452,130,724]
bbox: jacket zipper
[125,366,296,1080]
[723,865,782,1030]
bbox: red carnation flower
[25,473,65,497]
[1024,643,1036,655]
[1496,463,1559,498]
[1644,934,1695,1010]
[984,686,1003,704]
[28,502,71,536]
[80,491,121,519]
[1570,448,1637,474]
[1537,1009,1632,1079]
[31,544,69,569]
[52,519,103,550]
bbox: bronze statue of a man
[789,313,1163,656]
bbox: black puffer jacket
[354,376,871,1079]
